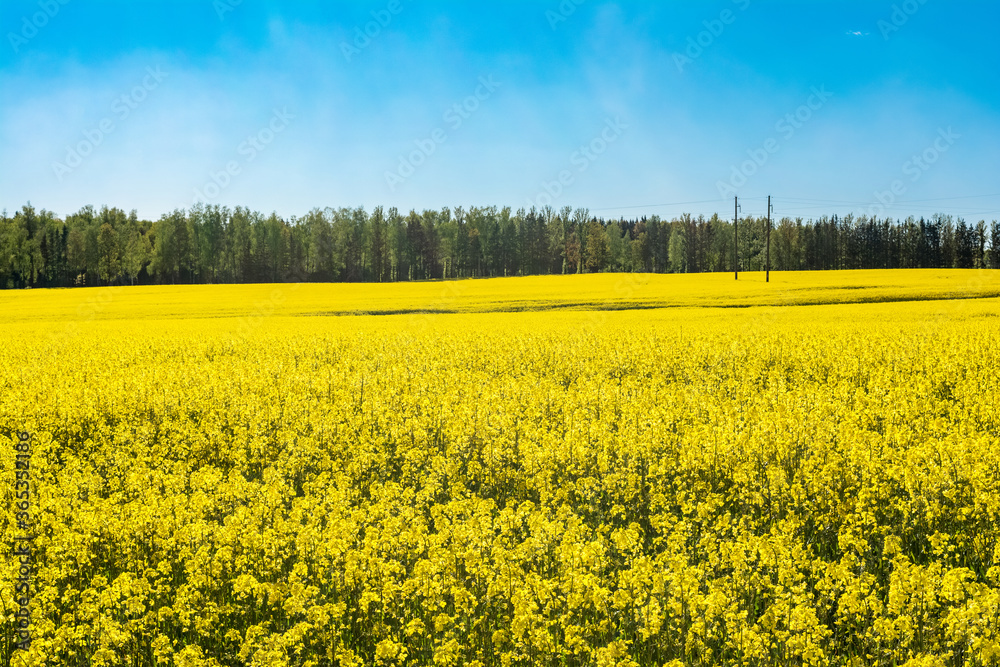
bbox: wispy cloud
[1,3,998,220]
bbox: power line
[778,193,1000,205]
[771,202,1000,213]
[590,192,1000,215]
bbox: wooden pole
[734,196,739,280]
[766,195,771,283]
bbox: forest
[1,202,998,288]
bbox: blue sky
[1,0,998,222]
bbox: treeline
[1,202,998,288]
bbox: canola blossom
[1,270,999,667]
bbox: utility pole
[734,196,740,280]
[766,195,773,283]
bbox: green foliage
[0,202,997,289]
[97,223,121,284]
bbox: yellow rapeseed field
[2,270,999,667]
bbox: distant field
[2,271,999,667]
[2,269,999,323]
